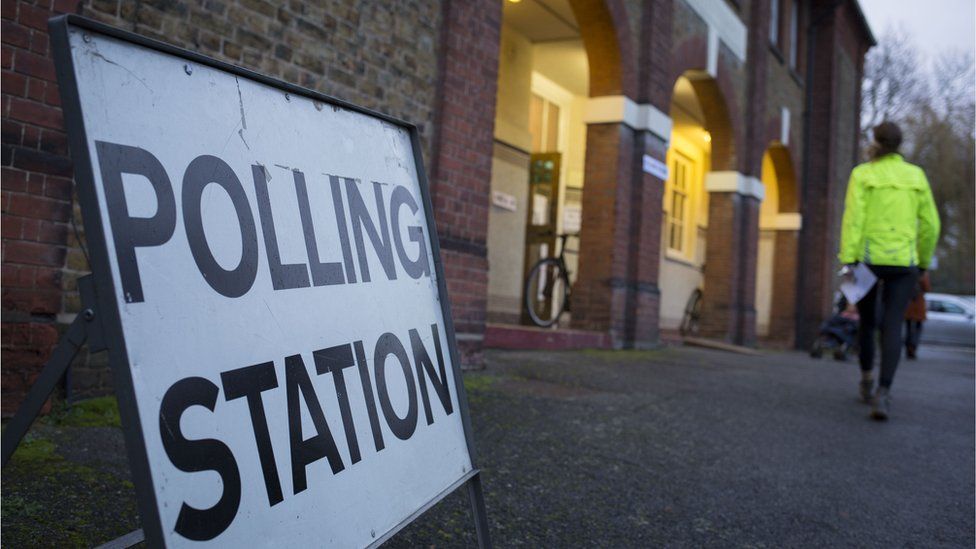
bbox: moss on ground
[46,396,122,428]
[580,348,671,361]
[463,373,497,393]
[2,402,139,547]
[8,435,61,465]
[463,373,499,406]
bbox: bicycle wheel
[679,288,703,337]
[524,258,569,328]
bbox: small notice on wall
[492,190,518,211]
[642,154,668,181]
[562,205,582,233]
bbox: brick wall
[0,0,471,413]
[3,0,80,414]
[795,2,871,347]
[428,0,502,366]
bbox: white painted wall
[755,152,780,336]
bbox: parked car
[922,293,976,347]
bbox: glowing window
[667,151,694,254]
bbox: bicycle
[679,288,703,337]
[523,233,578,328]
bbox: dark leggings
[856,265,919,388]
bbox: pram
[810,296,859,361]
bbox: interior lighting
[703,131,712,143]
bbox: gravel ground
[3,344,973,547]
[392,344,975,548]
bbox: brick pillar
[572,122,635,347]
[768,219,800,344]
[428,0,502,367]
[700,172,762,345]
[626,131,666,348]
[736,195,760,346]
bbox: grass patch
[48,396,121,428]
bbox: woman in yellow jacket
[838,122,940,420]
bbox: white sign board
[642,154,669,181]
[52,17,484,547]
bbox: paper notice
[840,263,878,304]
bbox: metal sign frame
[45,14,491,548]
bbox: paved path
[393,344,975,548]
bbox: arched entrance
[658,71,736,333]
[485,0,627,338]
[485,0,591,327]
[756,144,800,343]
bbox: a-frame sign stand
[4,14,492,549]
[0,276,146,548]
[1,275,104,468]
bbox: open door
[522,152,561,324]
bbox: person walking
[838,122,941,420]
[904,270,931,359]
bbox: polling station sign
[50,16,488,547]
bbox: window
[667,152,693,254]
[928,300,968,314]
[528,93,561,153]
[943,302,967,315]
[769,0,780,47]
[788,1,799,68]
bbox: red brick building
[1,0,874,413]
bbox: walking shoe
[859,378,874,403]
[870,388,891,420]
[906,345,917,359]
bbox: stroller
[810,295,859,361]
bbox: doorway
[486,0,589,327]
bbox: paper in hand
[840,263,878,304]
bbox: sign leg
[467,472,493,549]
[1,309,92,467]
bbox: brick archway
[757,143,801,344]
[661,71,753,344]
[764,144,798,213]
[681,71,736,172]
[658,72,741,339]
[568,0,637,98]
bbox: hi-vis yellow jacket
[838,154,940,268]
